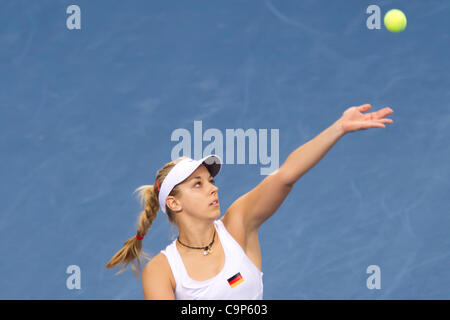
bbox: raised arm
[225,104,394,232]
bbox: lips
[209,199,219,206]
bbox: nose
[210,183,218,194]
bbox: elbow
[270,168,296,189]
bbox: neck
[177,220,216,248]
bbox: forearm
[279,119,345,186]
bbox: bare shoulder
[220,209,246,245]
[142,252,175,300]
[221,205,262,272]
[220,205,257,251]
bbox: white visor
[158,155,222,214]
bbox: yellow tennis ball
[384,9,407,33]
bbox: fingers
[371,107,394,120]
[358,104,394,117]
[372,119,393,128]
[370,118,393,128]
[380,107,394,117]
[368,122,386,129]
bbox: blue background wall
[1,0,449,299]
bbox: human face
[169,165,220,219]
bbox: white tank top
[161,219,264,300]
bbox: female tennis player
[106,104,394,299]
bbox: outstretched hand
[339,104,394,134]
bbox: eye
[194,179,215,187]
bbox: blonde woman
[106,104,394,300]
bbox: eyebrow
[192,175,213,180]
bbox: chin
[210,208,221,220]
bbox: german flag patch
[227,272,244,288]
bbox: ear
[166,196,182,213]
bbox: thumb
[358,104,372,112]
[358,103,372,112]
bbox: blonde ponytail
[105,184,159,276]
[105,156,187,276]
